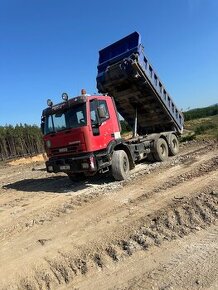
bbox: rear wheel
[169,134,179,156]
[112,150,130,181]
[153,138,169,162]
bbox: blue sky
[0,0,217,126]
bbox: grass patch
[180,132,196,142]
[183,115,218,141]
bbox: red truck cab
[41,91,122,180]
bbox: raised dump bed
[97,32,184,134]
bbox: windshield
[44,103,87,134]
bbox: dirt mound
[8,154,47,166]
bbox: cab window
[90,99,99,136]
[98,100,109,121]
[90,100,98,125]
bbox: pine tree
[0,124,44,161]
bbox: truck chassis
[45,131,178,181]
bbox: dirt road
[0,140,217,290]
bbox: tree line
[1,104,217,161]
[0,124,44,161]
[184,104,218,121]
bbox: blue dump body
[97,32,184,134]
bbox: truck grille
[51,144,83,156]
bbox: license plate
[60,165,70,170]
[59,148,68,153]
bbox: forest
[183,104,218,120]
[0,124,44,161]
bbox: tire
[67,173,86,182]
[153,138,169,162]
[169,134,179,156]
[111,150,130,181]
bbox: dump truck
[41,32,184,181]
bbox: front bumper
[46,154,97,173]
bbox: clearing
[0,140,217,290]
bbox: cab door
[88,99,114,151]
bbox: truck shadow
[3,174,115,194]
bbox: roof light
[81,89,87,95]
[62,92,68,101]
[47,99,53,107]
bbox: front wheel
[111,150,130,181]
[153,138,169,162]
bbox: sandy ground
[0,140,217,290]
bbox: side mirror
[41,117,45,134]
[97,106,106,119]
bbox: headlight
[48,165,53,172]
[81,162,89,169]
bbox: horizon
[0,0,218,126]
